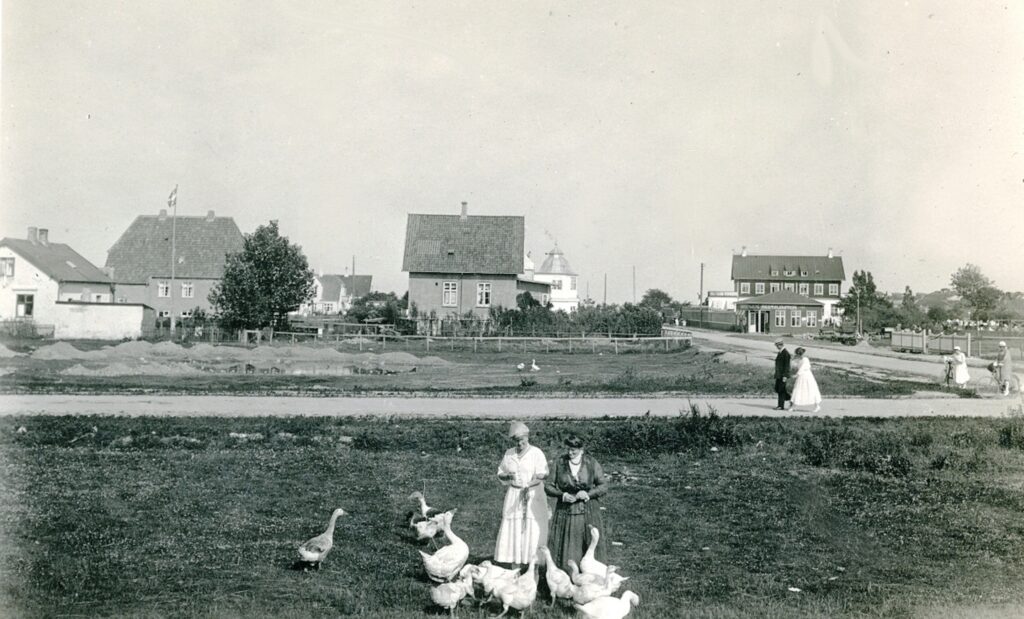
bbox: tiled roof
[0,238,111,283]
[736,290,824,306]
[340,275,372,298]
[731,255,845,281]
[402,214,524,275]
[105,214,244,283]
[537,246,577,275]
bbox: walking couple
[774,338,821,412]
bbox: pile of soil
[0,343,19,358]
[61,362,205,376]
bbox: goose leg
[491,604,509,618]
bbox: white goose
[430,568,476,618]
[530,359,540,372]
[419,511,469,582]
[492,553,538,618]
[571,566,619,605]
[580,525,607,576]
[540,547,575,605]
[574,590,640,619]
[568,559,605,586]
[297,507,347,568]
[475,560,521,601]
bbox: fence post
[426,337,430,353]
[498,337,502,352]
[614,340,618,354]
[383,334,386,350]
[569,338,572,354]
[474,338,477,353]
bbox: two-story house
[300,273,374,315]
[532,245,580,312]
[402,202,550,320]
[105,209,244,319]
[731,248,846,334]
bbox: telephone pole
[168,185,178,336]
[699,262,705,328]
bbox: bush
[799,426,913,477]
[997,418,1024,450]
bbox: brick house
[402,203,550,320]
[731,248,846,332]
[105,209,244,319]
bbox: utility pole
[168,185,178,336]
[603,273,607,306]
[632,266,636,303]
[699,262,705,328]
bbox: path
[1,394,1020,418]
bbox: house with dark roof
[105,209,244,318]
[0,227,156,338]
[1,226,114,317]
[731,248,846,333]
[402,203,550,320]
[299,273,374,315]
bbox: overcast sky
[2,1,1022,303]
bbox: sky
[2,1,1023,304]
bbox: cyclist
[944,345,969,388]
[994,341,1013,396]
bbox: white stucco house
[532,245,580,312]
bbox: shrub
[997,418,1024,450]
[799,426,913,477]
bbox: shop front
[736,290,824,335]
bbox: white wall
[52,302,154,339]
[533,273,579,311]
[0,246,60,320]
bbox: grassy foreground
[3,411,1024,618]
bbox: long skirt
[547,500,606,574]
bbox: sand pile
[0,343,20,357]
[61,362,205,376]
[32,342,93,360]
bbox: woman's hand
[575,490,590,502]
[561,492,577,503]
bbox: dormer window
[771,269,779,276]
[447,250,455,256]
[784,269,796,277]
[800,270,808,277]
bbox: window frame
[442,281,458,307]
[0,257,14,277]
[806,311,817,327]
[754,282,765,295]
[775,310,786,327]
[157,281,170,298]
[791,312,801,327]
[476,282,492,307]
[798,283,809,296]
[181,281,194,299]
[740,282,750,294]
[814,283,824,296]
[770,282,780,293]
[15,293,34,317]
[829,283,839,296]
[784,283,795,292]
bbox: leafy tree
[208,221,315,330]
[950,264,1002,321]
[896,286,926,328]
[926,305,951,326]
[837,270,894,331]
[346,291,405,324]
[639,289,674,312]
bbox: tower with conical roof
[533,245,579,312]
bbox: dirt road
[1,394,1020,418]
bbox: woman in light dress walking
[788,347,822,412]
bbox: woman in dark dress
[544,434,609,573]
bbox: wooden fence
[260,332,693,354]
[890,331,1024,359]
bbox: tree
[346,291,404,324]
[837,270,894,331]
[208,221,315,330]
[950,264,1002,321]
[897,286,926,328]
[639,289,674,312]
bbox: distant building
[300,273,374,315]
[532,245,580,312]
[105,209,244,319]
[731,247,846,333]
[402,202,550,319]
[0,227,114,319]
[706,290,738,311]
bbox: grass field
[3,410,1024,618]
[0,347,930,398]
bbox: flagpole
[169,185,178,337]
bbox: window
[158,310,170,318]
[740,282,750,294]
[551,279,563,290]
[0,257,13,277]
[15,294,33,317]
[570,277,577,291]
[181,281,194,298]
[784,283,795,292]
[180,309,193,318]
[476,282,491,307]
[92,294,104,302]
[791,312,801,327]
[771,269,779,276]
[806,311,817,327]
[442,281,458,307]
[754,282,765,294]
[801,270,808,276]
[829,284,839,296]
[117,297,127,303]
[814,283,824,296]
[775,310,786,327]
[541,294,550,305]
[784,269,796,277]
[158,281,170,297]
[798,283,809,296]
[770,282,780,293]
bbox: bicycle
[982,363,1021,397]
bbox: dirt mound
[32,342,91,360]
[61,362,205,376]
[0,343,19,357]
[110,340,156,356]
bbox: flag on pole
[168,185,178,208]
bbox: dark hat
[563,434,584,448]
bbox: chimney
[38,229,49,245]
[460,201,468,222]
[206,210,215,221]
[158,209,167,221]
[27,227,38,243]
[740,245,747,257]
[827,247,833,259]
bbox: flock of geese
[296,492,640,619]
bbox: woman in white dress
[788,347,822,412]
[494,421,549,568]
[947,345,970,388]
